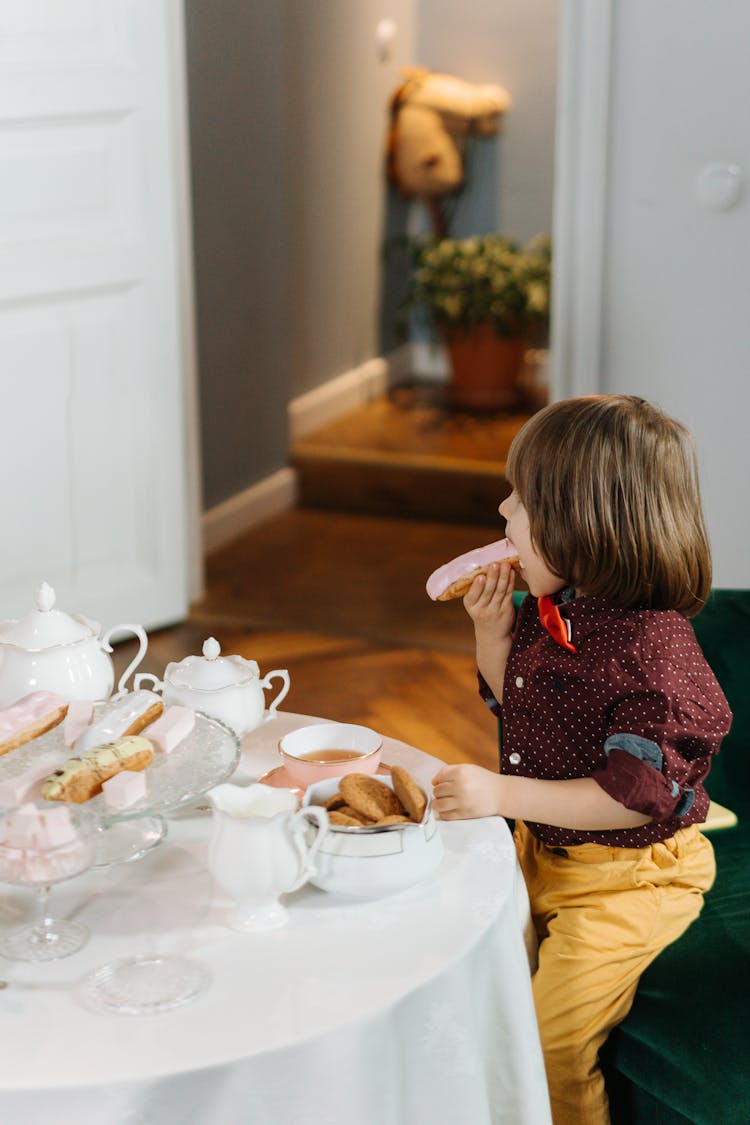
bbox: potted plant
[401,232,551,409]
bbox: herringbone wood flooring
[112,508,505,770]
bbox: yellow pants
[514,820,715,1125]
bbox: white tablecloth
[0,712,551,1125]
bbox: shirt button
[508,752,521,765]
[515,676,524,688]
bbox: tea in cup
[278,722,382,788]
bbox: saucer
[257,762,390,797]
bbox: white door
[0,0,199,629]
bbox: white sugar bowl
[0,582,148,708]
[136,638,290,737]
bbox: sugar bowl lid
[165,637,260,691]
[0,582,98,650]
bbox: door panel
[0,0,193,629]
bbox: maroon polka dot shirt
[480,592,733,847]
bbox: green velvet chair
[605,590,750,1124]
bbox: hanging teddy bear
[386,67,511,200]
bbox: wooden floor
[112,388,527,773]
[113,509,503,771]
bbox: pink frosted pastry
[426,537,521,601]
[63,699,95,747]
[0,692,68,757]
[144,706,195,754]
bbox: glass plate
[82,954,210,1016]
[0,709,240,823]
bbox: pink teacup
[278,723,383,789]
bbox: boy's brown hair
[505,395,712,616]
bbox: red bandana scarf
[537,596,577,653]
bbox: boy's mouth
[505,535,523,568]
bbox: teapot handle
[286,806,329,892]
[260,669,290,718]
[101,624,149,696]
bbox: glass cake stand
[0,710,240,867]
[0,802,97,961]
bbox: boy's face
[499,491,566,598]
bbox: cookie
[328,809,366,827]
[339,773,404,821]
[337,804,372,825]
[375,813,411,825]
[390,765,428,822]
[322,792,346,811]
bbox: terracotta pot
[444,323,527,410]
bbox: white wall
[286,1,417,398]
[418,0,559,243]
[598,1,750,587]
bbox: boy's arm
[432,766,653,829]
[464,562,517,704]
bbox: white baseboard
[202,468,298,554]
[205,348,445,555]
[288,348,418,440]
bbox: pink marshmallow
[63,699,95,747]
[0,754,66,805]
[144,706,195,754]
[38,806,76,847]
[102,770,147,809]
[2,804,43,847]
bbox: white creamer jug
[207,783,328,931]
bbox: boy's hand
[431,764,502,820]
[463,562,516,638]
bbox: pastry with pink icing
[0,692,68,758]
[143,706,195,754]
[426,537,521,601]
[63,699,95,747]
[74,690,163,754]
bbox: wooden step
[291,383,530,525]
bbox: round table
[0,712,551,1125]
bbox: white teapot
[207,782,329,931]
[135,637,290,737]
[0,582,148,708]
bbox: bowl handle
[261,669,290,717]
[133,671,164,694]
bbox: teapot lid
[166,637,259,691]
[0,583,98,650]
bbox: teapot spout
[207,782,298,819]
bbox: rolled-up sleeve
[592,660,731,820]
[594,734,690,819]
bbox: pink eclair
[0,692,69,758]
[426,537,522,601]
